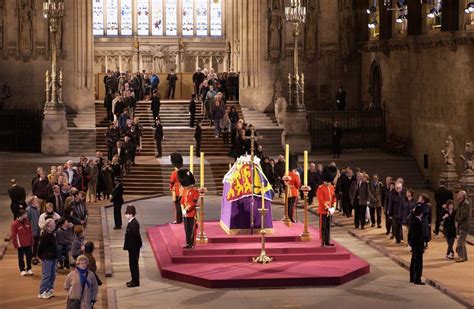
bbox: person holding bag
[64,255,99,309]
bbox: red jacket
[169,169,182,198]
[181,187,199,218]
[317,183,337,215]
[287,170,301,198]
[11,218,33,249]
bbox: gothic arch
[369,60,382,109]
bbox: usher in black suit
[123,217,142,286]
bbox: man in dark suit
[408,205,425,285]
[113,141,126,167]
[350,172,371,229]
[123,205,142,288]
[150,90,161,121]
[154,117,164,158]
[388,182,405,243]
[194,120,202,156]
[189,94,197,128]
[340,168,355,217]
[46,184,65,215]
[8,179,26,220]
[111,177,124,230]
[433,179,453,235]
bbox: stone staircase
[240,106,283,157]
[93,100,241,196]
[67,106,97,156]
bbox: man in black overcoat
[408,205,425,285]
[8,179,26,219]
[123,205,142,288]
[433,179,453,235]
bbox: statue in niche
[338,0,354,62]
[153,46,168,73]
[304,13,316,52]
[441,135,456,168]
[272,0,280,10]
[19,0,34,51]
[268,14,282,52]
[0,0,5,49]
[460,141,473,174]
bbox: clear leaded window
[93,0,222,37]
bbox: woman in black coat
[441,200,457,259]
[417,193,432,248]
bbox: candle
[200,152,204,188]
[303,151,308,186]
[285,144,289,175]
[261,180,265,210]
[189,145,194,173]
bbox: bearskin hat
[289,153,299,171]
[322,165,338,183]
[170,152,183,168]
[177,168,196,187]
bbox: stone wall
[237,0,360,113]
[360,43,474,185]
[0,0,94,112]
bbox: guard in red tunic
[178,169,199,249]
[316,165,338,247]
[287,155,301,223]
[169,153,183,224]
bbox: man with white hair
[455,190,470,262]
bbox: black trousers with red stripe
[184,217,196,247]
[174,197,182,223]
[288,197,298,222]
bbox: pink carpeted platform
[147,221,370,288]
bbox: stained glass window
[93,0,104,35]
[182,0,194,35]
[195,0,208,36]
[210,0,222,36]
[106,0,119,35]
[166,0,178,35]
[121,0,133,35]
[98,0,224,37]
[152,0,164,35]
[137,0,150,35]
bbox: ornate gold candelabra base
[300,186,311,242]
[253,207,273,264]
[196,188,208,244]
[281,176,292,227]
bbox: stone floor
[104,195,464,309]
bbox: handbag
[67,271,88,309]
[94,272,103,286]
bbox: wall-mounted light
[396,14,407,23]
[427,8,440,19]
[366,6,377,14]
[465,2,474,14]
[368,20,378,29]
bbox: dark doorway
[370,61,382,109]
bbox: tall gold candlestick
[300,185,311,241]
[282,144,291,226]
[303,151,308,186]
[196,152,208,244]
[190,145,194,173]
[200,152,204,188]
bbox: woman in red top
[11,209,33,276]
